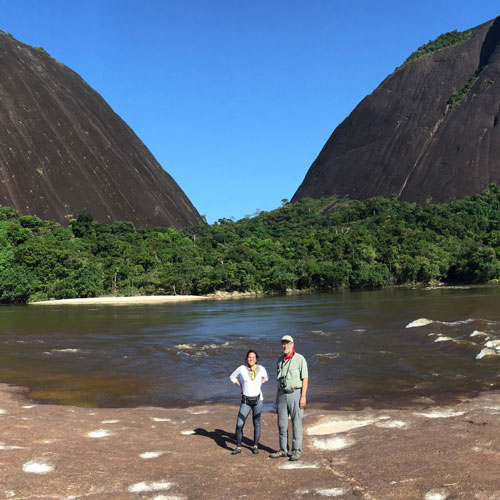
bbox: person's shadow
[193,428,274,453]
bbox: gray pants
[277,388,303,454]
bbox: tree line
[2,185,500,303]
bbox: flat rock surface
[1,383,500,499]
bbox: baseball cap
[281,335,294,343]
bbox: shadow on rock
[193,428,274,453]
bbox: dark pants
[235,399,263,447]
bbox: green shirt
[276,352,308,392]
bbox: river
[2,286,500,408]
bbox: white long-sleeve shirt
[230,364,268,399]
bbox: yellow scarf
[248,364,257,380]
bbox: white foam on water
[22,458,54,474]
[433,336,453,343]
[424,489,449,500]
[316,488,348,497]
[175,344,192,349]
[375,420,408,429]
[313,353,341,359]
[181,430,195,435]
[414,409,465,419]
[408,318,477,328]
[101,420,119,424]
[406,318,434,328]
[353,329,366,332]
[307,416,377,435]
[50,348,81,353]
[187,409,208,414]
[140,451,166,459]
[87,429,110,438]
[311,330,326,334]
[485,340,500,349]
[172,340,234,358]
[152,417,172,422]
[440,318,476,326]
[312,436,354,451]
[128,481,173,493]
[22,405,34,409]
[278,462,319,469]
[477,348,499,360]
[471,330,489,338]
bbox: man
[270,335,308,461]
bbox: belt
[279,388,300,394]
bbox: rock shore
[1,383,500,499]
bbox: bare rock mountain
[0,32,203,228]
[293,16,500,205]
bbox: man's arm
[299,378,308,409]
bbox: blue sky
[1,1,499,223]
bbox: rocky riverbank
[1,383,500,499]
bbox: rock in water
[293,16,500,205]
[0,32,203,228]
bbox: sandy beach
[29,295,211,306]
[2,383,500,499]
[28,291,264,306]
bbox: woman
[229,349,268,455]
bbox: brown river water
[1,286,500,409]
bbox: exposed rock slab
[0,33,202,228]
[294,16,500,205]
[2,383,500,499]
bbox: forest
[2,185,500,303]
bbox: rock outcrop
[293,16,500,205]
[3,382,500,499]
[0,32,203,228]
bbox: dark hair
[246,350,259,365]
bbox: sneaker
[289,451,301,461]
[269,450,286,458]
[252,447,259,455]
[231,448,241,455]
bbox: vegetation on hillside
[2,185,500,303]
[448,72,479,107]
[398,29,471,69]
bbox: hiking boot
[289,451,302,461]
[269,450,286,458]
[231,448,241,455]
